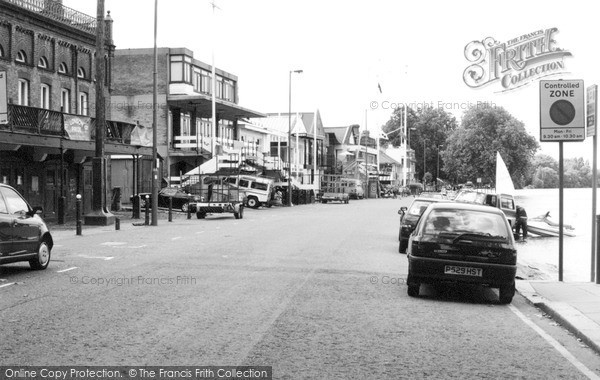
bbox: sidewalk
[516,280,600,355]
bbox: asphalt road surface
[1,198,599,379]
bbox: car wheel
[196,212,206,219]
[247,197,260,209]
[407,274,419,297]
[29,240,51,270]
[181,202,189,213]
[399,241,406,254]
[499,282,515,304]
[322,200,328,204]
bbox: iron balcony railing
[2,0,97,34]
[2,104,137,144]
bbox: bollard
[168,196,173,222]
[132,194,140,219]
[75,194,82,236]
[115,217,120,230]
[144,195,150,225]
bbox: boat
[527,212,576,237]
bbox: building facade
[0,0,152,221]
[110,47,265,200]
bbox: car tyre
[196,212,206,219]
[181,202,190,213]
[399,241,406,254]
[29,240,51,270]
[247,197,260,209]
[407,274,419,297]
[322,200,328,204]
[499,281,515,304]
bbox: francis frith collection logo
[463,28,572,92]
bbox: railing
[2,104,137,145]
[2,0,97,35]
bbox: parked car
[453,190,516,227]
[406,202,517,304]
[0,184,53,270]
[133,187,201,212]
[398,197,447,253]
[346,178,365,199]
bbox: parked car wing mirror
[398,206,407,215]
[30,206,43,216]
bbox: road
[1,198,599,379]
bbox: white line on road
[78,255,114,261]
[0,282,16,289]
[195,231,205,234]
[509,304,600,380]
[57,267,78,273]
[171,236,182,241]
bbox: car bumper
[408,255,516,287]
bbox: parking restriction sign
[540,79,585,142]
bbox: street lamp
[423,140,426,185]
[436,144,444,191]
[288,69,303,206]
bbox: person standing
[515,205,528,241]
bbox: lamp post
[423,140,426,186]
[151,0,159,225]
[436,144,443,191]
[287,69,303,206]
[407,127,416,184]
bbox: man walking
[515,205,528,242]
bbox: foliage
[442,104,539,188]
[528,154,593,188]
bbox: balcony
[1,104,142,146]
[2,0,97,35]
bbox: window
[58,62,68,74]
[40,84,50,109]
[238,180,250,188]
[77,67,85,79]
[61,88,70,113]
[38,56,48,69]
[78,92,88,116]
[170,55,191,83]
[181,113,191,135]
[0,45,4,58]
[17,79,29,106]
[16,50,27,63]
[1,187,29,215]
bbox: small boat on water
[527,212,576,237]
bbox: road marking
[57,267,78,273]
[78,255,114,261]
[100,242,127,246]
[195,231,205,234]
[509,304,600,380]
[0,282,16,289]
[171,236,182,241]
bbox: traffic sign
[540,79,585,142]
[587,84,597,137]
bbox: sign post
[587,84,598,283]
[540,79,586,282]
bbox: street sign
[0,71,7,125]
[540,79,585,142]
[587,84,597,137]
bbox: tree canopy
[442,104,539,188]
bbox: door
[44,168,57,217]
[0,190,14,256]
[1,186,39,254]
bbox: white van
[225,175,275,208]
[345,178,365,199]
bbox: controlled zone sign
[540,79,585,142]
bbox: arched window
[0,45,4,58]
[38,56,48,69]
[16,50,27,63]
[58,62,68,74]
[77,67,85,79]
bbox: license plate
[444,265,482,277]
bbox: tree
[382,106,419,147]
[442,104,539,188]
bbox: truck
[188,172,247,220]
[320,174,350,204]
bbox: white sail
[495,152,515,195]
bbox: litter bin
[111,187,122,211]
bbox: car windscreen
[422,209,509,239]
[408,201,434,217]
[454,191,486,204]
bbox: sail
[495,152,515,195]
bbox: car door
[0,186,39,254]
[0,190,15,256]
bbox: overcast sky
[65,0,600,161]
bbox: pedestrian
[515,205,528,241]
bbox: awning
[168,94,266,120]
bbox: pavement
[47,209,600,357]
[516,280,600,355]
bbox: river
[515,187,598,282]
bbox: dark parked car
[453,190,516,227]
[134,187,201,213]
[0,183,53,270]
[398,197,446,253]
[406,202,517,304]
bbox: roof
[251,111,326,139]
[324,125,360,145]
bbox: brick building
[0,0,152,221]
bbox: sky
[64,0,600,161]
